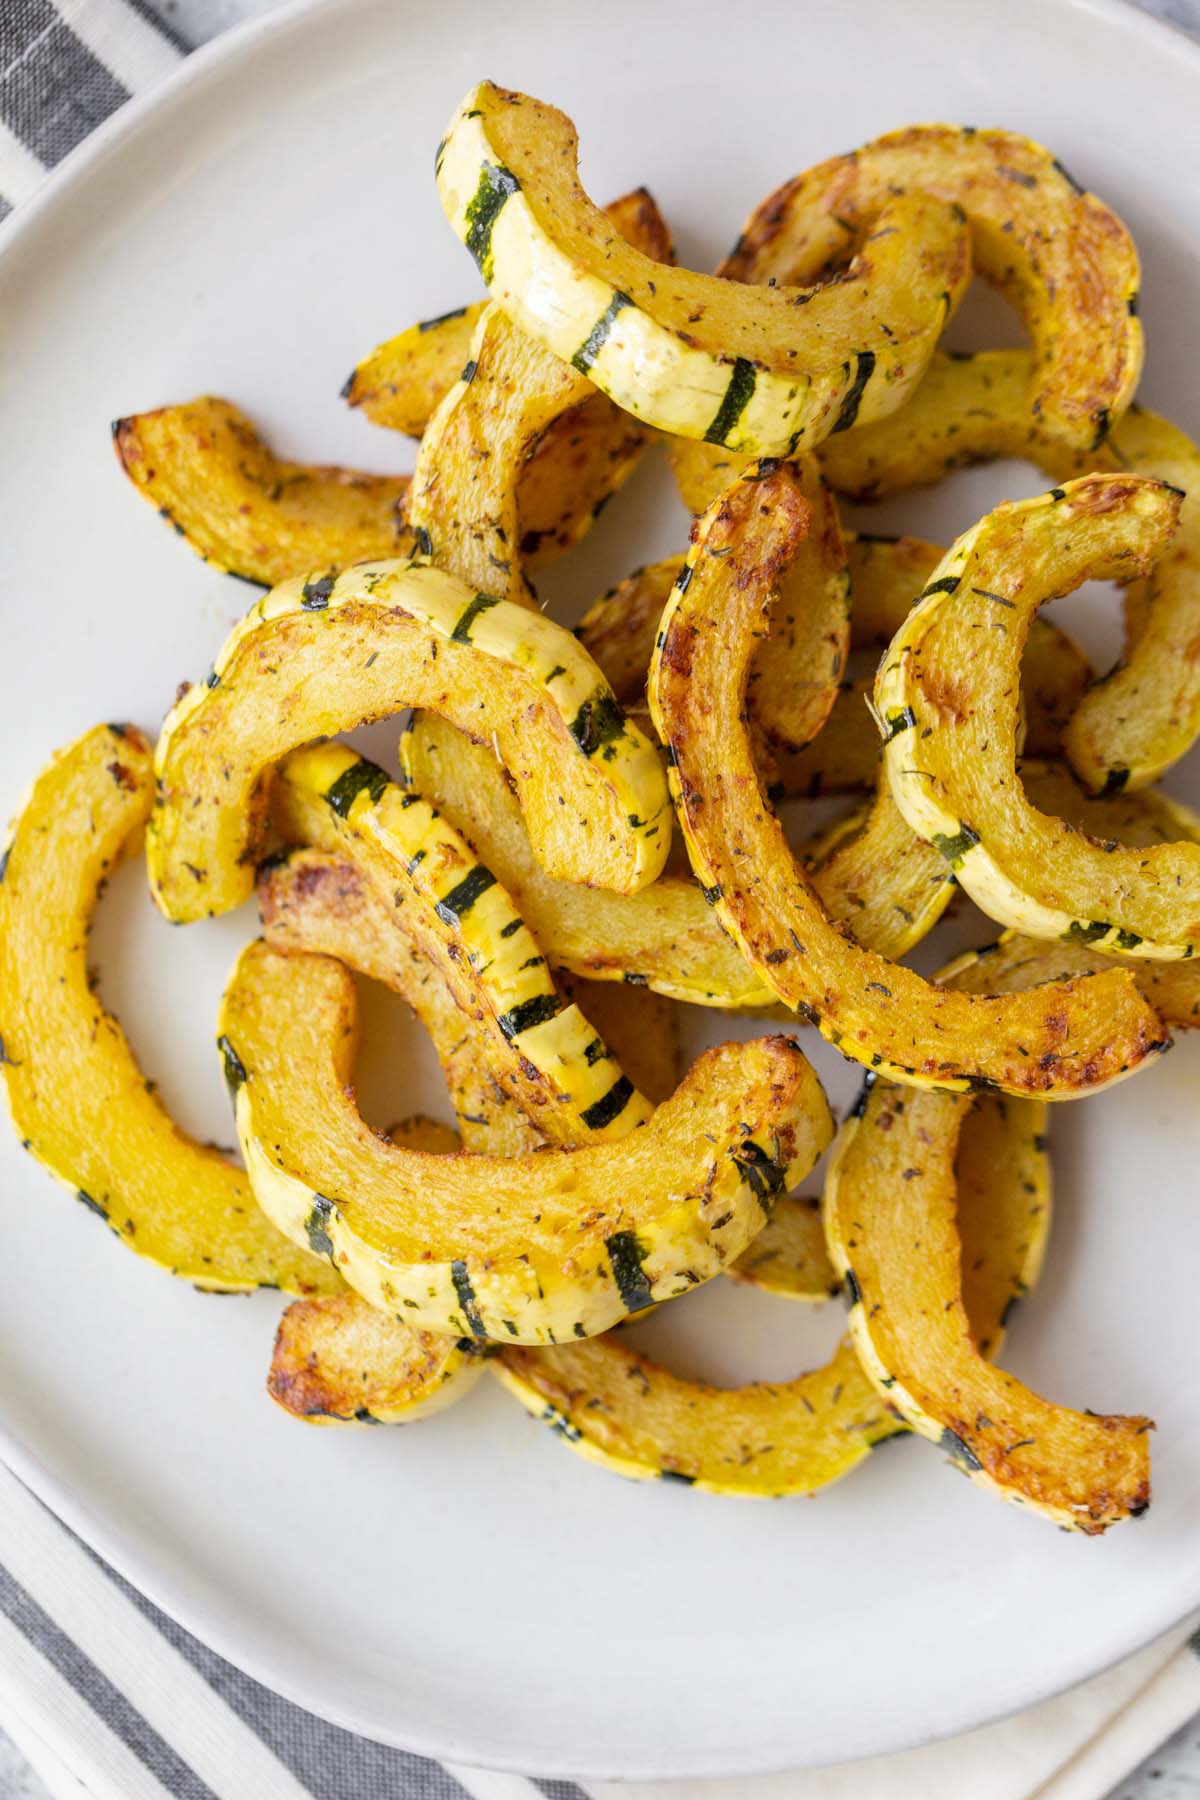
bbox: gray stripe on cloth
[0,196,12,222]
[63,1516,482,1800]
[123,0,192,53]
[535,1781,592,1800]
[0,1558,220,1800]
[0,0,129,166]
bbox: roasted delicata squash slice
[576,462,849,757]
[648,461,1167,1093]
[724,1195,839,1301]
[825,1077,1151,1531]
[149,559,670,922]
[722,127,1141,453]
[579,532,1090,798]
[112,398,412,586]
[269,1287,489,1424]
[821,350,1200,793]
[270,743,653,1141]
[1063,407,1200,793]
[345,304,487,438]
[400,712,775,1009]
[220,939,832,1342]
[941,929,1200,1032]
[877,474,1200,959]
[436,83,971,456]
[0,725,338,1295]
[496,1082,1050,1495]
[344,186,673,439]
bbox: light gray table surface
[2,0,1199,1794]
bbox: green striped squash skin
[436,83,970,457]
[148,556,671,922]
[221,940,832,1344]
[273,741,653,1142]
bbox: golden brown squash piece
[722,128,1141,453]
[647,460,1168,1095]
[820,351,1200,794]
[112,397,412,585]
[825,1077,1151,1532]
[222,940,833,1342]
[149,559,670,922]
[877,475,1200,958]
[940,930,1200,1031]
[0,725,337,1295]
[269,1285,489,1425]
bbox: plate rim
[2,0,1199,1777]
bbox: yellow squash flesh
[824,1077,1151,1532]
[221,939,832,1342]
[149,558,670,922]
[113,397,412,585]
[436,83,970,455]
[0,726,337,1295]
[876,474,1200,958]
[647,461,1167,1094]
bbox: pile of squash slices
[11,82,1200,1535]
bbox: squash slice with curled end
[877,474,1200,959]
[269,1287,489,1425]
[400,712,775,1009]
[149,558,670,922]
[436,83,970,456]
[112,397,412,586]
[221,939,832,1342]
[722,127,1141,453]
[821,349,1200,794]
[270,743,653,1142]
[258,844,825,1302]
[647,461,1167,1094]
[0,725,337,1296]
[400,187,673,596]
[824,1076,1151,1532]
[800,755,1189,967]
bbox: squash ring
[436,83,971,456]
[647,461,1167,1093]
[149,557,671,922]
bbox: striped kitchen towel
[3,3,1200,1797]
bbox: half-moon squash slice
[149,557,670,922]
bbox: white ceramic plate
[2,0,1200,1778]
